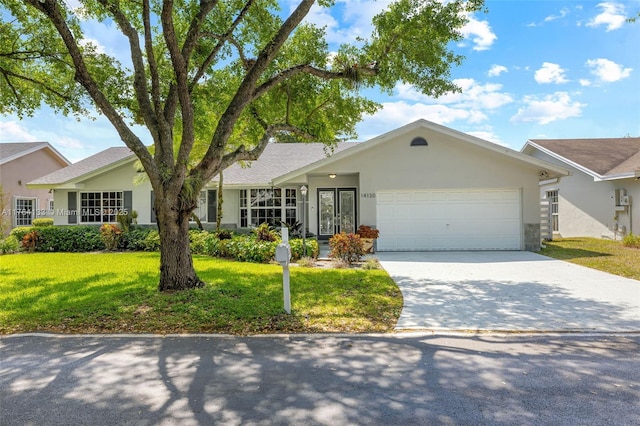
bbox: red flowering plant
[100,223,122,251]
[356,225,379,239]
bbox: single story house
[522,137,640,240]
[0,142,71,232]
[29,120,568,251]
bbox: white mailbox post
[275,228,292,314]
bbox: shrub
[21,230,40,252]
[289,238,319,260]
[10,226,33,242]
[0,235,20,254]
[100,224,122,251]
[116,210,137,233]
[119,227,154,251]
[36,226,103,252]
[32,218,54,228]
[215,228,233,240]
[225,235,276,262]
[253,222,278,242]
[189,230,210,255]
[143,230,161,251]
[329,232,364,265]
[361,257,381,270]
[622,233,640,249]
[356,225,379,239]
[296,256,316,268]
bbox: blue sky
[1,0,639,163]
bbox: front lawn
[540,237,640,280]
[0,252,402,335]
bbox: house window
[14,198,36,226]
[192,191,207,222]
[546,190,559,232]
[239,188,297,227]
[80,191,123,223]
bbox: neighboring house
[522,137,640,240]
[29,120,568,251]
[0,142,71,232]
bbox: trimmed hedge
[8,225,319,263]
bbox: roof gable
[0,142,70,166]
[274,119,569,184]
[28,147,134,187]
[525,137,640,179]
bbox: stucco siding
[304,127,541,231]
[1,148,69,229]
[530,148,640,238]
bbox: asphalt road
[1,333,639,425]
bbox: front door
[317,188,357,239]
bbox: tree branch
[27,0,155,181]
[252,63,378,100]
[195,0,318,181]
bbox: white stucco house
[522,137,640,240]
[28,120,569,251]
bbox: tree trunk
[156,203,205,292]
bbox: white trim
[274,120,569,185]
[0,142,70,166]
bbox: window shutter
[150,191,156,223]
[207,190,217,223]
[68,192,77,224]
[123,191,133,214]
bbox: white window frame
[546,190,559,232]
[14,197,37,227]
[191,191,207,222]
[80,191,124,223]
[239,188,298,228]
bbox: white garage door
[376,189,522,251]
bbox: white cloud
[579,79,592,87]
[488,65,508,77]
[586,58,632,82]
[0,121,38,142]
[534,62,569,84]
[511,92,585,125]
[395,79,513,111]
[459,14,497,51]
[302,0,391,44]
[586,2,627,31]
[358,101,487,137]
[79,37,106,55]
[544,8,570,22]
[466,129,507,146]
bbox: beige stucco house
[523,137,640,240]
[29,120,568,251]
[0,142,71,232]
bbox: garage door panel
[376,189,521,251]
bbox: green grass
[540,237,640,280]
[0,252,402,335]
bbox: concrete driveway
[376,251,640,332]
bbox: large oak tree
[1,0,484,291]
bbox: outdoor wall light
[329,173,336,179]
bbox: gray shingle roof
[29,146,134,185]
[529,137,640,177]
[28,142,357,186]
[0,142,70,166]
[217,142,358,185]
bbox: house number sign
[360,193,376,198]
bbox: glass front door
[317,188,357,239]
